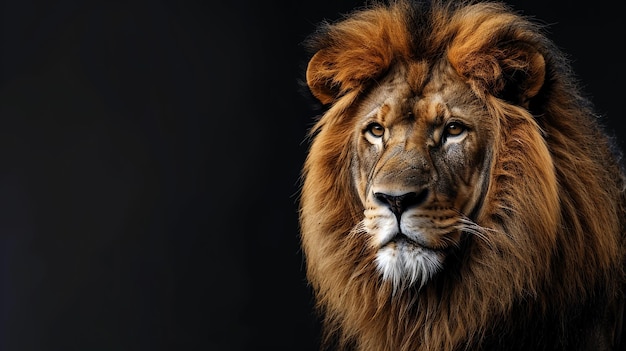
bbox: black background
[0,1,623,351]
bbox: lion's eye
[366,123,385,138]
[444,122,466,138]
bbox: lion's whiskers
[456,216,497,251]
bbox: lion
[297,0,626,350]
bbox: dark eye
[444,122,466,137]
[366,123,385,138]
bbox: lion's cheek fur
[299,95,368,293]
[477,101,561,295]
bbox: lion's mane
[298,1,626,350]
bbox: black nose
[374,191,427,217]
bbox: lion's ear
[306,46,392,105]
[305,50,343,105]
[305,7,409,105]
[447,16,546,106]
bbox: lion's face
[351,61,493,289]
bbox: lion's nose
[374,190,428,217]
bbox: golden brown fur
[298,1,626,350]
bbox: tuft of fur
[298,1,626,350]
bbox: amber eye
[366,123,385,138]
[445,122,466,137]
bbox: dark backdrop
[0,1,623,351]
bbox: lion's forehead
[359,61,475,127]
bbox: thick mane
[299,1,626,350]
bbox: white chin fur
[375,243,444,292]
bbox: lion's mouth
[381,233,445,252]
[380,233,458,253]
